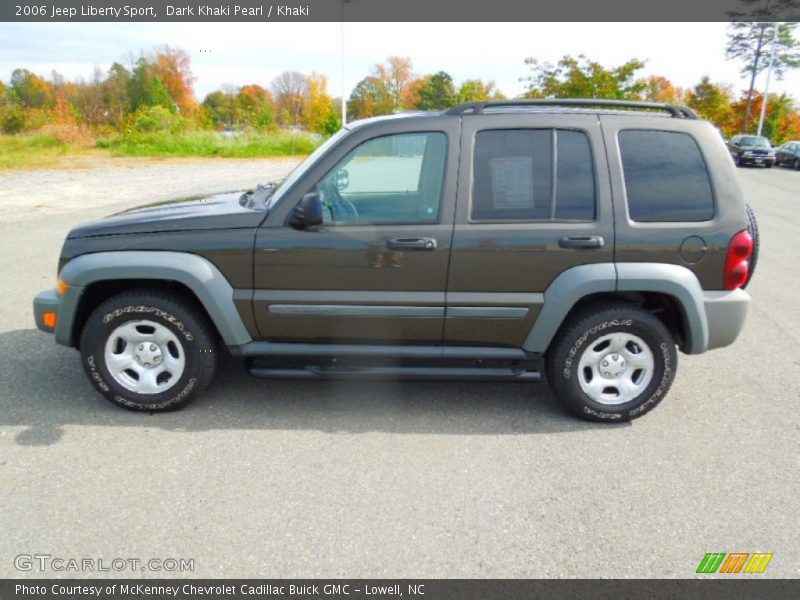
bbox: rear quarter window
[619,130,714,222]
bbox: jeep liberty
[33,99,757,421]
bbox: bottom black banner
[1,579,798,600]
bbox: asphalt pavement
[0,163,798,578]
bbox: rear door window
[471,129,595,222]
[619,130,714,222]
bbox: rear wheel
[545,303,677,422]
[79,289,217,411]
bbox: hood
[67,191,266,239]
[739,144,773,152]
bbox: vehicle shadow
[1,329,628,446]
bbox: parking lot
[0,160,798,578]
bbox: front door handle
[387,238,437,251]
[558,235,604,249]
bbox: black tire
[766,162,773,169]
[735,156,743,167]
[744,203,759,288]
[794,158,800,171]
[79,289,217,411]
[545,302,677,422]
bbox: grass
[104,129,320,158]
[0,129,319,170]
[0,134,85,169]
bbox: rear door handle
[387,238,437,251]
[558,235,604,249]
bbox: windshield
[265,128,350,210]
[740,136,770,148]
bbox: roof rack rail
[446,99,698,119]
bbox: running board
[231,342,531,361]
[247,365,541,382]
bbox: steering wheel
[320,179,359,222]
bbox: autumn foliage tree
[372,56,415,110]
[457,79,504,104]
[348,76,394,120]
[686,76,736,134]
[726,19,800,132]
[271,71,308,125]
[522,55,647,99]
[301,73,340,135]
[4,45,800,150]
[417,71,456,110]
[151,45,197,116]
[639,75,685,104]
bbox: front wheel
[79,289,218,411]
[794,158,800,170]
[545,303,677,422]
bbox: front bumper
[739,155,775,166]
[33,289,60,333]
[703,289,751,351]
[33,285,84,346]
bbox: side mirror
[289,192,323,229]
[334,168,350,191]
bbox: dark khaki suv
[34,99,757,422]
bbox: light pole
[756,23,780,138]
[340,0,350,127]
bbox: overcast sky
[1,22,798,101]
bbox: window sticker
[490,156,534,209]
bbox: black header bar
[2,0,800,23]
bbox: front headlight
[743,151,753,157]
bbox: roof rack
[446,99,698,119]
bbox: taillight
[724,230,753,290]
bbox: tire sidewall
[82,300,205,410]
[556,315,676,421]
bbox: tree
[457,79,504,104]
[52,91,77,125]
[10,68,53,108]
[348,76,394,119]
[128,57,175,113]
[639,75,684,104]
[686,76,736,134]
[237,84,275,131]
[151,45,197,116]
[271,71,308,125]
[726,19,800,132]
[202,88,238,129]
[731,91,800,144]
[73,67,107,126]
[522,55,646,100]
[372,56,415,110]
[0,80,25,134]
[401,78,425,110]
[302,73,339,134]
[417,71,456,110]
[102,62,132,126]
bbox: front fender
[56,251,252,347]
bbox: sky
[1,22,798,101]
